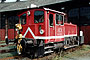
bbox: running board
[44,51,53,54]
[44,46,54,49]
[64,45,79,49]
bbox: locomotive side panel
[64,23,77,37]
[21,25,35,39]
[55,25,64,42]
[55,13,65,42]
[47,12,55,43]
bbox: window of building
[0,13,1,29]
[8,16,19,29]
[14,16,19,24]
[56,14,63,25]
[34,11,44,23]
[0,19,1,29]
[0,14,19,29]
[1,15,6,29]
[20,13,26,25]
[49,14,53,26]
[64,15,67,23]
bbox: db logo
[58,28,62,32]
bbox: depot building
[0,0,90,44]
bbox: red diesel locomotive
[6,8,84,57]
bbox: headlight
[40,29,44,34]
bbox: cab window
[49,14,53,26]
[20,13,26,25]
[34,11,44,23]
[64,15,67,23]
[56,14,63,25]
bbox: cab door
[48,12,55,42]
[55,14,65,42]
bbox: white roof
[44,8,66,15]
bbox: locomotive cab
[15,9,46,56]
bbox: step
[44,46,54,49]
[64,45,79,49]
[44,51,53,54]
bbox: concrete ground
[53,45,90,60]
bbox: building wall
[0,0,27,3]
[81,26,90,44]
[0,13,1,29]
[0,13,5,41]
[68,7,90,44]
[0,12,18,41]
[0,13,1,41]
[68,7,90,26]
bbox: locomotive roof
[0,0,70,12]
[44,8,66,15]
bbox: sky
[0,0,27,2]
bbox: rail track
[0,45,83,60]
[0,53,57,60]
[0,42,16,53]
[0,44,14,47]
[0,41,17,59]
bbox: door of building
[81,26,90,44]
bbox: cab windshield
[34,11,44,23]
[20,13,26,25]
[56,14,63,25]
